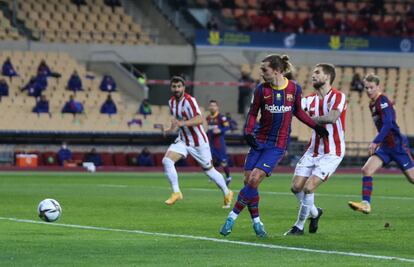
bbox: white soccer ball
[38,199,62,222]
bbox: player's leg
[285,175,323,235]
[403,167,414,184]
[162,146,186,205]
[348,154,384,213]
[191,144,233,208]
[291,153,314,203]
[394,143,414,184]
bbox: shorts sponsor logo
[265,104,292,113]
[263,163,270,167]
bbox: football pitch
[1,172,413,267]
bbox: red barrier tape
[146,79,255,87]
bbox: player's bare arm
[174,114,204,127]
[312,109,341,124]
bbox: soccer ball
[38,199,62,222]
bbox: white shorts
[167,138,212,169]
[294,152,343,181]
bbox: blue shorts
[211,147,228,164]
[375,139,414,171]
[244,142,285,176]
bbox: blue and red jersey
[206,112,230,150]
[369,94,403,147]
[244,78,316,150]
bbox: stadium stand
[2,0,152,44]
[190,0,414,37]
[0,10,22,40]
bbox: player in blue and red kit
[219,54,329,237]
[348,74,414,214]
[206,100,232,185]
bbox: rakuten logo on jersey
[265,104,292,113]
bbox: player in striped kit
[220,55,329,237]
[206,100,232,186]
[348,74,414,214]
[162,76,233,208]
[285,63,347,235]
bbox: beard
[174,91,184,99]
[313,81,325,90]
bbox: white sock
[294,193,314,230]
[294,191,304,203]
[228,211,238,220]
[310,205,319,218]
[252,217,261,224]
[205,168,229,195]
[162,157,180,193]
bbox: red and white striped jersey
[301,88,347,157]
[168,93,208,147]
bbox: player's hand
[213,128,221,134]
[315,125,329,138]
[368,142,379,156]
[244,134,259,150]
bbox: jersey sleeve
[373,96,393,144]
[219,114,230,133]
[244,86,262,135]
[329,92,346,112]
[186,97,201,118]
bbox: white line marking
[185,188,414,201]
[97,184,128,188]
[1,217,413,263]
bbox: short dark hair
[209,100,218,104]
[315,63,336,84]
[170,75,186,86]
[363,73,381,85]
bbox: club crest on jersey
[286,94,293,101]
[265,104,292,113]
[380,102,388,109]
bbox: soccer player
[284,63,347,235]
[219,54,329,237]
[206,100,232,185]
[162,76,234,208]
[348,74,414,214]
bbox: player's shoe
[348,200,371,214]
[309,207,323,234]
[220,217,235,236]
[164,192,183,205]
[222,190,234,209]
[284,226,304,236]
[225,176,232,186]
[253,222,267,238]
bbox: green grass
[0,172,413,266]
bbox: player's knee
[361,165,372,176]
[291,186,301,194]
[162,157,174,168]
[303,187,314,194]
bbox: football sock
[162,157,180,193]
[294,191,304,203]
[309,204,319,218]
[223,164,231,178]
[362,176,373,203]
[247,190,260,221]
[205,168,229,195]
[294,193,314,230]
[228,210,238,220]
[232,184,257,215]
[252,217,261,224]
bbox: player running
[284,63,347,235]
[162,76,233,208]
[219,54,329,237]
[206,100,232,186]
[348,74,414,214]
